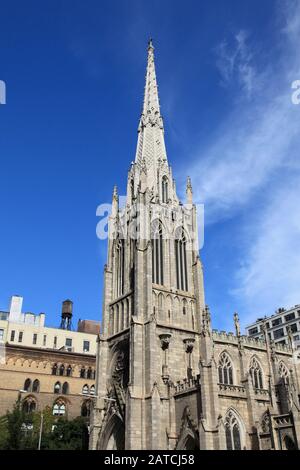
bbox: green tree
[44,416,89,450]
[0,400,89,450]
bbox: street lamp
[78,394,117,436]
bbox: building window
[83,341,90,352]
[32,379,40,393]
[218,352,233,385]
[22,398,36,414]
[248,327,258,336]
[59,364,65,376]
[54,381,61,394]
[116,238,125,297]
[152,221,164,285]
[33,333,37,345]
[53,400,66,416]
[87,367,93,379]
[10,330,15,342]
[66,365,72,377]
[290,323,297,333]
[43,335,47,346]
[81,400,91,418]
[278,361,290,385]
[273,328,284,339]
[175,228,188,291]
[65,338,72,348]
[225,410,242,450]
[53,336,57,348]
[0,329,4,341]
[285,312,295,322]
[52,363,58,375]
[24,378,32,392]
[90,385,95,395]
[82,384,89,395]
[18,331,23,343]
[249,357,263,389]
[62,382,69,395]
[80,367,86,378]
[162,176,168,203]
[272,318,282,327]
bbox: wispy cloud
[216,29,256,98]
[234,182,300,321]
[187,0,300,325]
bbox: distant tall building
[246,305,300,350]
[0,296,100,421]
[89,41,300,450]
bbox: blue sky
[0,0,300,332]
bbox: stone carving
[233,312,240,337]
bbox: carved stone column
[159,334,171,382]
[184,338,195,379]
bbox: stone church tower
[90,41,300,450]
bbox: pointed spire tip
[148,38,154,50]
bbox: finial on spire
[148,38,154,50]
[186,176,193,204]
[112,185,119,217]
[233,312,241,337]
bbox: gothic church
[89,41,300,450]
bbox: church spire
[134,40,168,180]
[142,38,161,119]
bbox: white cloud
[234,182,300,323]
[186,0,300,326]
[216,29,256,98]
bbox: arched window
[218,352,233,385]
[22,397,36,414]
[59,364,65,376]
[249,357,263,389]
[24,378,32,392]
[62,382,69,395]
[82,384,89,395]
[52,363,58,375]
[54,381,61,394]
[53,400,66,416]
[175,228,188,291]
[66,365,72,377]
[81,400,91,418]
[152,221,164,285]
[162,176,168,203]
[32,379,40,393]
[225,410,242,450]
[87,367,93,379]
[80,367,86,378]
[116,239,125,297]
[90,385,95,395]
[278,361,290,385]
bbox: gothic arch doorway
[98,414,125,450]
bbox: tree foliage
[0,400,89,450]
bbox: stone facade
[0,298,99,420]
[89,41,300,450]
[0,343,96,420]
